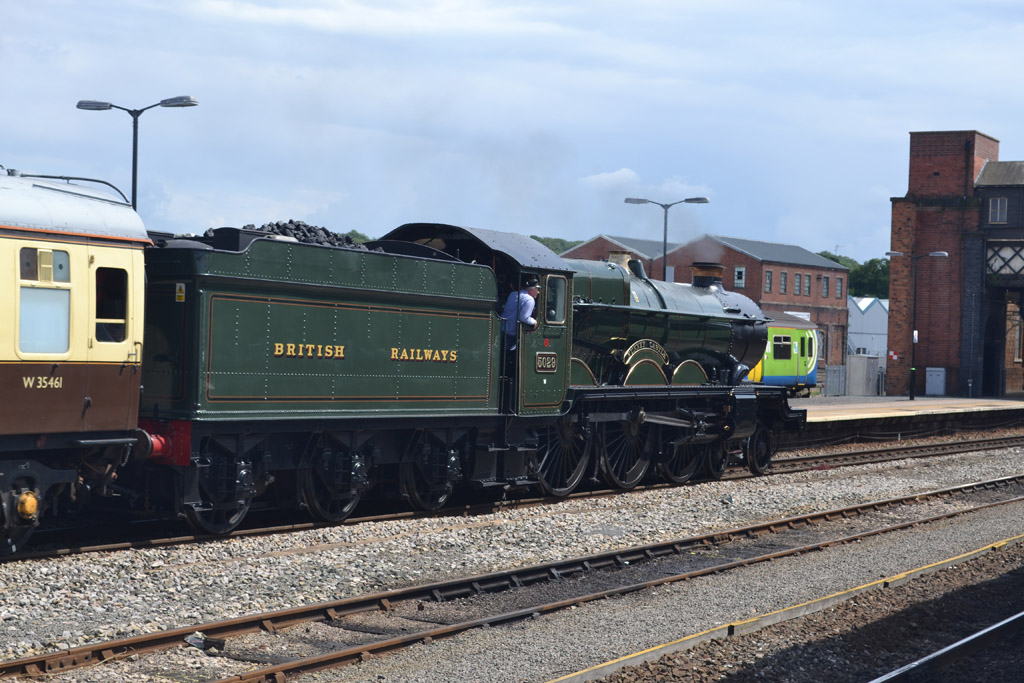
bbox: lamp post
[886,250,948,400]
[76,96,199,210]
[624,196,709,281]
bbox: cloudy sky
[4,1,1024,261]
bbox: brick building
[561,235,676,280]
[888,130,1024,397]
[562,234,850,367]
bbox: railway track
[8,433,1024,564]
[869,609,1024,682]
[4,474,1024,681]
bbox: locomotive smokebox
[690,262,724,288]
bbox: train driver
[501,276,540,350]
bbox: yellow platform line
[546,532,1024,683]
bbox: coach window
[544,275,567,325]
[19,247,71,354]
[773,335,792,360]
[764,270,772,293]
[95,267,128,343]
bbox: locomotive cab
[381,223,574,417]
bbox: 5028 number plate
[535,352,558,373]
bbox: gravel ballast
[2,445,1023,681]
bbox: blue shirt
[501,289,536,337]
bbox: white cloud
[6,0,1024,261]
[187,0,574,36]
[579,168,640,189]
[157,186,342,234]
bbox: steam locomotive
[0,169,803,552]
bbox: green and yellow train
[746,312,819,396]
[0,172,804,551]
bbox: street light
[624,196,709,281]
[886,250,949,400]
[76,96,199,210]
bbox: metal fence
[824,365,846,396]
[824,359,887,397]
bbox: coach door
[797,334,808,385]
[84,244,144,431]
[518,273,570,415]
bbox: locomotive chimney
[690,262,724,288]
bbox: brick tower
[888,131,998,397]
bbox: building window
[990,197,1008,224]
[804,273,811,296]
[765,270,773,292]
[734,266,745,289]
[822,276,829,297]
[780,272,787,294]
[795,273,802,295]
[836,276,843,298]
[1016,310,1023,363]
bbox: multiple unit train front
[0,174,804,552]
[747,312,819,396]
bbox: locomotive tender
[0,170,804,552]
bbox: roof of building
[849,296,889,314]
[560,234,670,259]
[683,235,849,270]
[564,233,848,271]
[976,161,1024,187]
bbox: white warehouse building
[848,296,889,367]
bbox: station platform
[790,396,1024,423]
[778,395,1024,447]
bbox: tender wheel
[598,419,652,490]
[183,438,255,535]
[302,446,362,523]
[401,431,456,511]
[745,424,775,476]
[535,418,591,497]
[658,443,703,484]
[703,443,728,480]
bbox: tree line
[817,251,889,299]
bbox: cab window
[772,335,792,360]
[95,267,128,343]
[19,247,71,353]
[544,276,567,325]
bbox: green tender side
[141,238,500,420]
